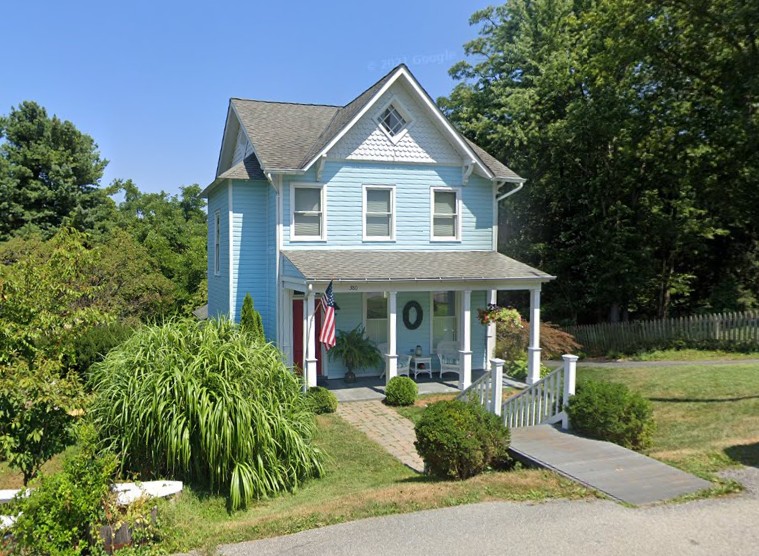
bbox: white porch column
[281,287,293,366]
[459,290,472,390]
[490,358,505,416]
[486,289,497,360]
[527,287,542,385]
[304,290,318,389]
[561,354,578,430]
[386,291,398,385]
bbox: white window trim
[213,210,221,276]
[374,97,413,145]
[290,183,327,242]
[362,185,396,242]
[430,187,462,242]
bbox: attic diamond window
[379,104,407,137]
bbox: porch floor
[326,370,487,403]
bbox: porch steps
[509,425,712,505]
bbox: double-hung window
[213,210,221,275]
[431,188,460,241]
[363,186,395,241]
[292,185,326,240]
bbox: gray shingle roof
[232,99,339,171]
[281,250,552,282]
[217,154,266,180]
[465,139,523,182]
[225,64,523,181]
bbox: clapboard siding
[282,162,494,250]
[206,184,229,319]
[231,180,272,333]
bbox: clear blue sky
[0,0,490,195]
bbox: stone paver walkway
[337,401,424,473]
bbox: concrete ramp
[510,425,712,505]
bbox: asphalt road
[214,467,759,556]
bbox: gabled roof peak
[213,63,520,185]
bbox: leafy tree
[240,293,264,341]
[0,362,79,485]
[0,101,110,240]
[108,179,207,312]
[443,1,759,323]
[0,229,110,369]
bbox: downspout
[495,179,526,202]
[266,172,282,345]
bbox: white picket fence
[459,355,578,429]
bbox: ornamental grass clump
[89,319,324,510]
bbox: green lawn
[630,349,759,362]
[578,362,759,475]
[159,412,587,553]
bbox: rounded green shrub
[89,319,324,510]
[384,376,418,406]
[306,386,338,414]
[567,379,655,451]
[414,400,511,480]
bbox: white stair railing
[459,355,578,430]
[502,354,578,429]
[456,358,505,412]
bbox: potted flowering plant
[477,304,523,331]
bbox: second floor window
[431,188,460,240]
[292,185,325,240]
[364,186,394,241]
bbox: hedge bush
[566,380,655,450]
[384,376,417,406]
[9,424,165,556]
[414,400,510,480]
[306,386,338,414]
[89,319,324,510]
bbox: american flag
[319,281,336,350]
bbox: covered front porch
[278,250,554,391]
[324,370,489,402]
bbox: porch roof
[281,250,553,285]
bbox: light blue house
[202,64,553,389]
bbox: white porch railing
[459,354,578,429]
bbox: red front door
[292,299,323,376]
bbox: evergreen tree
[239,293,264,341]
[0,101,109,240]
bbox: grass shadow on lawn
[724,442,759,468]
[649,395,759,403]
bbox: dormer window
[376,100,411,143]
